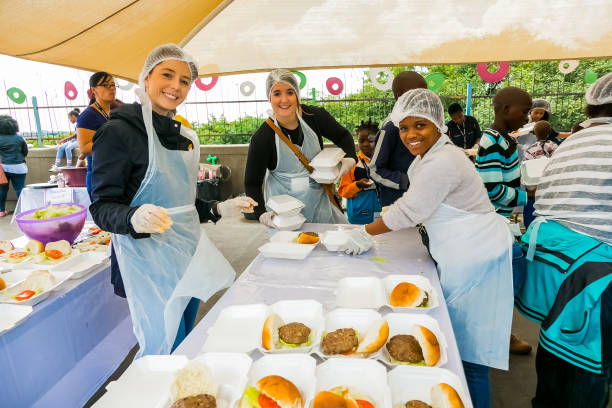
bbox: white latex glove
[335,158,357,182]
[259,211,277,229]
[341,225,374,255]
[131,204,173,234]
[218,196,258,217]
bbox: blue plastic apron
[112,97,235,357]
[411,135,514,369]
[264,114,346,224]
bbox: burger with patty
[404,401,431,408]
[385,325,440,366]
[262,314,313,350]
[170,362,218,408]
[314,386,375,408]
[389,282,429,308]
[239,375,303,408]
[321,319,388,357]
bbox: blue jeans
[0,172,26,212]
[512,241,526,296]
[55,140,79,165]
[171,297,200,352]
[462,360,491,408]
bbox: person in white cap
[515,72,612,408]
[245,69,357,227]
[90,44,256,356]
[341,88,515,408]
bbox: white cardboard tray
[388,365,473,408]
[0,304,33,336]
[266,195,305,216]
[258,243,315,260]
[520,157,550,186]
[336,275,439,312]
[310,148,345,168]
[202,301,324,354]
[0,270,73,306]
[272,214,306,231]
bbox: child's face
[357,129,374,158]
[505,102,531,132]
[530,108,546,122]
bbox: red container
[60,167,87,187]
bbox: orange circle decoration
[195,77,219,91]
[64,81,78,100]
[326,77,344,95]
[477,62,510,83]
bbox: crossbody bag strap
[265,118,340,210]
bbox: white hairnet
[138,44,199,87]
[266,69,300,102]
[389,88,447,133]
[531,98,551,112]
[585,72,612,105]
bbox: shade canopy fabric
[2,0,611,81]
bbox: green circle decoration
[7,87,26,104]
[292,71,307,89]
[585,70,598,84]
[426,73,445,92]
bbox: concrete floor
[1,213,609,408]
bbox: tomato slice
[258,393,280,408]
[45,249,64,259]
[9,252,28,259]
[89,227,102,235]
[0,249,5,255]
[15,290,36,301]
[104,237,111,245]
[342,349,355,356]
[356,400,375,408]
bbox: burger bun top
[170,361,217,402]
[257,375,303,408]
[356,318,389,355]
[389,282,425,307]
[262,313,284,350]
[412,325,440,366]
[430,383,464,408]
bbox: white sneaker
[49,165,59,172]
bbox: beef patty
[386,335,424,363]
[279,322,311,345]
[171,394,216,408]
[321,328,358,354]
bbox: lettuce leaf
[241,386,261,408]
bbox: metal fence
[0,76,590,145]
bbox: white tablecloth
[173,223,471,405]
[13,186,92,221]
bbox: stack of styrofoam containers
[310,147,345,184]
[520,157,550,187]
[267,195,306,231]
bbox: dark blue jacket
[0,134,28,165]
[368,121,415,206]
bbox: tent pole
[32,96,43,146]
[466,82,472,116]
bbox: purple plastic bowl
[15,204,87,245]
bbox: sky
[0,55,374,134]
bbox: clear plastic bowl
[15,204,87,245]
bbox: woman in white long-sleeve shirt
[342,89,514,408]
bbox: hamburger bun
[262,313,284,350]
[297,232,319,245]
[23,270,56,292]
[26,240,44,255]
[0,240,14,254]
[45,240,72,256]
[171,361,217,402]
[430,383,464,408]
[356,319,389,355]
[0,277,6,290]
[313,391,362,408]
[389,283,425,307]
[257,375,303,408]
[413,325,440,366]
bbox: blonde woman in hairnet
[244,69,357,227]
[90,44,256,356]
[341,89,514,408]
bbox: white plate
[266,195,305,216]
[382,275,439,312]
[0,270,72,306]
[321,230,349,251]
[259,299,324,354]
[317,309,384,359]
[381,313,448,368]
[388,366,472,408]
[316,358,391,408]
[310,148,345,168]
[244,354,316,408]
[202,304,269,353]
[0,304,33,336]
[53,251,110,279]
[93,355,190,408]
[258,243,315,260]
[521,157,550,186]
[336,277,386,309]
[24,249,81,270]
[272,214,306,231]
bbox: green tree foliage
[195,60,611,144]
